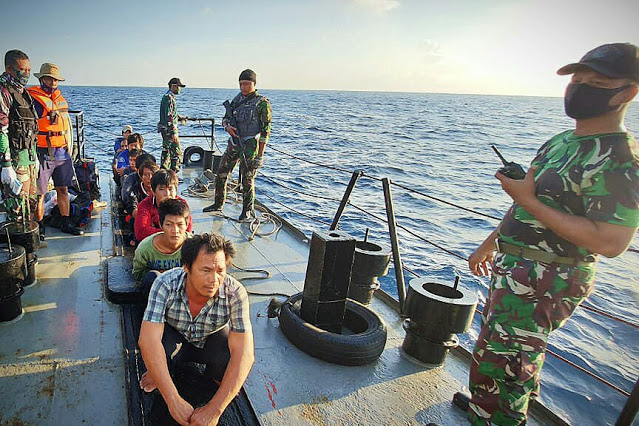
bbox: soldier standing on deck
[0,50,38,224]
[203,69,272,221]
[458,43,639,426]
[158,77,186,173]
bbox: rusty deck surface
[0,169,566,425]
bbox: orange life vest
[27,86,72,149]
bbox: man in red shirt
[135,169,192,242]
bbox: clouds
[352,0,400,14]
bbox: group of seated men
[112,125,254,426]
[112,126,192,247]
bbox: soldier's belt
[495,240,594,266]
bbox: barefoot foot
[140,371,157,393]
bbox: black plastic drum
[0,221,40,253]
[0,287,25,322]
[0,244,26,298]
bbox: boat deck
[0,169,566,425]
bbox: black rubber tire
[278,292,387,366]
[183,146,205,167]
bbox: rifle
[223,100,250,169]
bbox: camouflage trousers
[1,164,38,223]
[213,138,259,213]
[468,253,595,425]
[160,130,182,172]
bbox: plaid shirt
[143,267,251,348]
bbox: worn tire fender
[183,146,205,167]
[278,292,387,366]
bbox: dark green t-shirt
[499,130,639,262]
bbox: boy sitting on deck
[132,198,191,293]
[135,169,192,243]
[138,233,254,426]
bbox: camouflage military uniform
[158,90,181,172]
[212,91,271,213]
[0,72,38,223]
[469,131,639,425]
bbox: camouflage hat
[34,62,65,81]
[557,43,639,81]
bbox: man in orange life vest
[28,63,83,237]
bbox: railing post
[382,178,407,314]
[616,377,639,426]
[329,170,363,231]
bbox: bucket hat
[34,63,65,81]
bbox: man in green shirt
[0,50,38,223]
[460,43,639,425]
[158,77,186,173]
[133,198,191,294]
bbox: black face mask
[564,83,629,119]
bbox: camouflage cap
[557,43,639,81]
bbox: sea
[63,86,638,426]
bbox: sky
[1,0,637,96]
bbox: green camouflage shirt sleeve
[167,94,178,135]
[257,97,272,145]
[499,130,639,261]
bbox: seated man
[114,124,133,153]
[132,198,191,292]
[138,233,254,426]
[113,132,144,185]
[121,148,140,178]
[124,160,159,247]
[121,152,156,205]
[135,169,192,242]
[124,160,158,216]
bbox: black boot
[203,197,224,213]
[60,216,84,236]
[452,391,471,412]
[238,209,255,222]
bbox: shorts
[37,156,75,194]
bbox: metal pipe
[616,377,639,426]
[329,170,363,231]
[382,177,407,314]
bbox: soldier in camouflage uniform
[158,77,186,172]
[462,43,639,425]
[203,69,272,221]
[0,50,38,224]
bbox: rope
[345,201,468,261]
[269,145,501,222]
[384,179,502,222]
[84,119,156,138]
[580,303,639,329]
[269,146,354,174]
[261,173,343,202]
[257,189,333,227]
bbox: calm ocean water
[64,86,638,425]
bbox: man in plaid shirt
[138,233,254,426]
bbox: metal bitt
[329,170,363,231]
[616,376,639,426]
[300,230,356,333]
[382,178,407,314]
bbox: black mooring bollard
[300,230,356,333]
